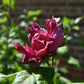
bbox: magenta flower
[14,16,64,64]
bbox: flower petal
[25,43,35,57]
[45,16,64,52]
[34,41,52,59]
[45,17,56,34]
[22,54,29,64]
[31,36,45,51]
[14,43,27,54]
[28,23,41,43]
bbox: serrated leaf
[13,70,48,84]
[12,70,30,84]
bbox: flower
[14,16,64,64]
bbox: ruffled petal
[45,16,56,34]
[28,23,41,42]
[34,41,52,59]
[22,54,38,64]
[31,36,45,51]
[25,43,35,57]
[22,54,29,64]
[14,43,27,54]
[45,16,64,52]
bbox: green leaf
[73,33,80,39]
[2,0,15,9]
[27,10,42,17]
[57,45,69,55]
[13,70,48,84]
[54,17,61,22]
[73,26,80,31]
[19,21,27,27]
[12,70,30,84]
[2,44,7,50]
[63,17,71,28]
[59,76,72,84]
[74,17,83,24]
[64,35,72,41]
[53,70,59,84]
[28,67,54,84]
[0,17,7,24]
[15,62,23,71]
[68,82,84,84]
[58,67,69,74]
[19,14,26,19]
[0,70,53,84]
[68,57,81,67]
[33,16,38,21]
[0,73,16,84]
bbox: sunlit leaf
[68,56,81,67]
[63,17,71,27]
[73,26,80,31]
[19,14,26,19]
[64,35,72,41]
[59,76,72,83]
[2,0,15,9]
[57,45,69,55]
[54,17,61,22]
[74,17,83,24]
[33,16,37,21]
[13,70,47,84]
[0,73,16,84]
[68,82,84,84]
[0,17,7,24]
[27,10,42,17]
[2,45,7,50]
[19,21,27,27]
[15,62,23,71]
[58,67,69,74]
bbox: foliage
[0,0,41,74]
[0,0,84,84]
[0,69,54,84]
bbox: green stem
[51,56,54,68]
[46,60,50,68]
[4,0,11,74]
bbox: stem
[55,55,61,70]
[7,0,11,26]
[51,56,54,68]
[4,0,11,74]
[46,60,50,68]
[55,60,59,70]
